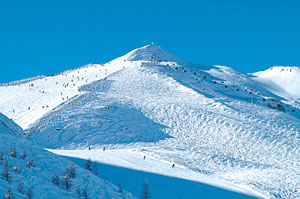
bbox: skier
[89,146,91,150]
[172,164,175,168]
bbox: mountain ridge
[1,44,300,198]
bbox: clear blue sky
[1,0,300,83]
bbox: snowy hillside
[0,113,134,199]
[252,66,300,101]
[0,56,138,130]
[1,44,300,198]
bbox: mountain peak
[252,65,300,100]
[123,44,185,64]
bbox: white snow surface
[49,148,265,199]
[252,66,300,100]
[0,113,135,199]
[1,44,300,198]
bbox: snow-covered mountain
[0,44,300,198]
[252,66,300,101]
[0,113,134,198]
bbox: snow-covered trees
[5,187,14,199]
[26,187,32,199]
[83,186,88,199]
[85,159,98,176]
[76,185,88,199]
[20,150,27,160]
[52,162,78,191]
[0,150,4,164]
[8,147,17,158]
[61,173,71,190]
[85,158,92,172]
[69,162,76,179]
[18,180,24,194]
[76,186,81,199]
[13,163,21,174]
[52,172,60,186]
[26,159,35,168]
[2,160,12,184]
[118,183,123,193]
[93,162,98,176]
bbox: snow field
[0,113,135,199]
[49,148,264,199]
[1,44,300,198]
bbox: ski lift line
[25,78,107,138]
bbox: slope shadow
[31,97,170,149]
[65,156,260,199]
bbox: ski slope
[49,148,264,199]
[0,55,139,130]
[1,44,300,198]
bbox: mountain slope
[27,47,299,198]
[252,66,300,101]
[1,44,300,198]
[0,113,135,199]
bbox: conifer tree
[0,150,4,165]
[18,180,24,194]
[13,163,21,174]
[141,179,150,199]
[85,159,92,172]
[26,187,32,199]
[61,174,71,190]
[26,159,35,168]
[2,160,12,184]
[118,183,123,193]
[69,162,76,179]
[93,162,98,176]
[83,186,88,199]
[9,147,17,158]
[52,173,59,186]
[76,185,81,199]
[20,150,27,160]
